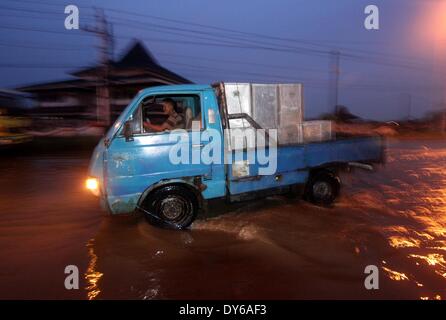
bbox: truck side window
[141,94,202,133]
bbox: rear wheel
[141,185,198,229]
[305,171,340,206]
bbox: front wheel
[141,185,198,229]
[305,171,340,206]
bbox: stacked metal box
[223,83,332,144]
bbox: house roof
[71,41,191,84]
[115,41,159,68]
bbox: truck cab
[87,83,384,229]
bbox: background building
[18,41,191,126]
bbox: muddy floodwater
[0,139,445,299]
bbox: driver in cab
[143,98,184,132]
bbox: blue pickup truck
[86,83,384,229]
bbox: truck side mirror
[123,120,134,142]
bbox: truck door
[104,91,224,214]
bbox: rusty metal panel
[223,83,330,145]
[278,125,303,145]
[224,83,251,130]
[224,83,251,115]
[252,84,278,129]
[278,121,332,145]
[301,120,332,142]
[232,160,250,178]
[278,84,303,126]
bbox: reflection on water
[85,239,103,300]
[348,141,446,299]
[409,253,446,267]
[388,235,421,248]
[382,266,409,281]
[80,140,446,299]
[1,140,445,299]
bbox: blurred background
[1,0,446,146]
[1,0,446,300]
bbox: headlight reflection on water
[85,239,103,300]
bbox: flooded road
[0,139,445,299]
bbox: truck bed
[227,135,384,195]
[274,135,384,173]
[303,135,384,168]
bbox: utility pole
[83,8,113,126]
[407,94,412,120]
[329,50,341,116]
[401,93,412,120]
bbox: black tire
[305,171,340,206]
[141,185,198,229]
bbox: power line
[0,0,443,96]
[107,15,329,56]
[160,61,328,83]
[0,1,441,72]
[0,0,391,46]
[0,24,94,37]
[98,12,436,71]
[0,39,327,75]
[0,42,92,51]
[0,4,94,19]
[0,0,437,70]
[154,52,328,74]
[98,5,439,69]
[0,64,82,68]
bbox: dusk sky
[1,0,445,120]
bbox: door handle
[192,143,204,148]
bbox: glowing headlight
[85,177,100,196]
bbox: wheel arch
[308,162,346,179]
[137,178,204,210]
